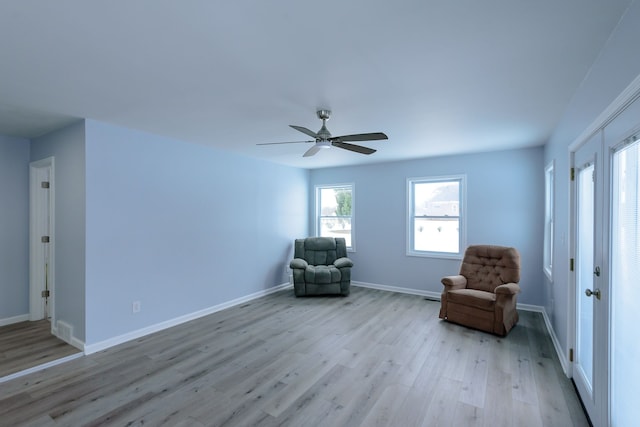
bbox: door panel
[573,132,605,425]
[29,157,55,328]
[576,163,594,392]
[609,135,639,427]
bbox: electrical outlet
[284,263,289,273]
[132,301,141,313]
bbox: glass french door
[610,137,639,426]
[573,133,606,425]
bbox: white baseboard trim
[353,282,548,314]
[84,282,292,355]
[540,308,570,376]
[352,281,442,301]
[0,352,84,384]
[511,303,569,375]
[51,325,85,351]
[81,279,569,378]
[516,303,543,312]
[0,314,30,327]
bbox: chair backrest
[294,237,347,266]
[459,245,520,292]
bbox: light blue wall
[31,121,87,341]
[84,120,308,345]
[544,1,640,354]
[0,135,30,320]
[310,146,545,306]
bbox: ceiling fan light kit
[258,110,388,157]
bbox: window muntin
[316,184,354,250]
[408,175,465,258]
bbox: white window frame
[315,183,355,251]
[543,160,555,281]
[407,174,466,259]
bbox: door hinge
[41,181,50,189]
[41,290,50,298]
[569,348,574,362]
[41,236,50,243]
[570,258,574,271]
[570,167,575,181]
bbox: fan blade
[290,125,319,139]
[332,141,377,155]
[303,144,323,157]
[256,140,314,146]
[329,132,388,142]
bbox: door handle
[594,266,601,277]
[585,288,601,300]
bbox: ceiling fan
[257,110,388,157]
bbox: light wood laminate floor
[0,320,81,379]
[0,287,589,426]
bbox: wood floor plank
[458,334,490,408]
[0,286,588,426]
[451,401,484,427]
[359,383,411,427]
[508,324,540,407]
[0,320,80,379]
[261,352,335,417]
[421,376,463,427]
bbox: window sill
[406,250,463,260]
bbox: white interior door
[29,157,55,326]
[572,133,606,425]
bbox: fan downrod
[316,110,332,140]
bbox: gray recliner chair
[290,237,353,296]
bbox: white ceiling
[0,0,633,169]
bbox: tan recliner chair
[439,245,521,336]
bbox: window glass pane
[544,162,554,280]
[414,218,459,253]
[414,182,460,217]
[319,187,351,216]
[319,188,338,216]
[320,217,352,247]
[317,185,353,249]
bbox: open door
[571,133,607,426]
[29,157,55,327]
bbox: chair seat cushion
[447,289,496,311]
[305,265,341,284]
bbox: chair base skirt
[441,302,518,337]
[294,282,350,297]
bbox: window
[544,160,554,281]
[316,184,354,250]
[407,175,465,258]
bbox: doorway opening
[29,157,55,329]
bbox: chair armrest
[441,275,467,290]
[495,283,520,295]
[290,258,308,269]
[334,257,353,269]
